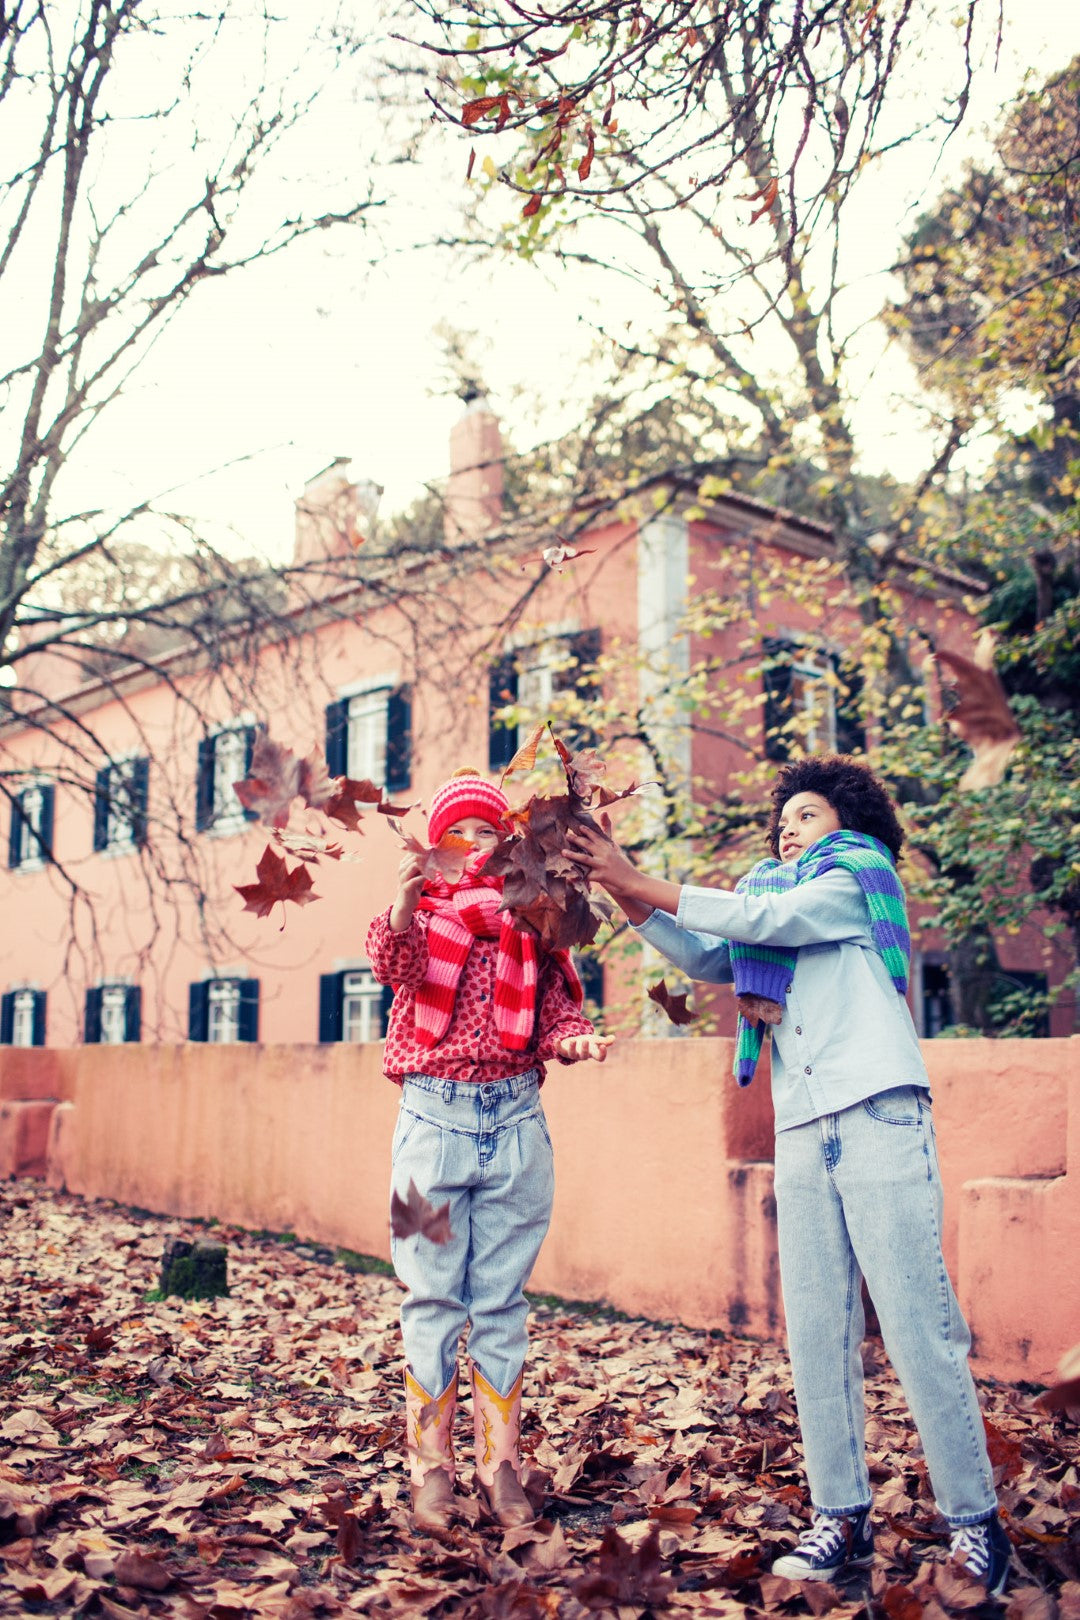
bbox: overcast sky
[39,1,1080,567]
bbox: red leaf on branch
[578,124,595,181]
[522,192,543,217]
[934,631,1020,790]
[466,145,476,180]
[235,845,320,922]
[648,978,698,1026]
[390,1178,454,1245]
[461,94,511,128]
[744,175,779,222]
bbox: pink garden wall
[2,1033,1076,1389]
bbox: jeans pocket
[863,1085,922,1126]
[391,1108,422,1163]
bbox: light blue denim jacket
[635,867,929,1132]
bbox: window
[93,758,149,853]
[920,960,954,1038]
[489,629,601,770]
[762,637,865,762]
[319,968,393,1043]
[188,978,259,1043]
[195,725,256,833]
[572,952,605,1021]
[1,989,46,1047]
[85,984,141,1044]
[7,782,55,870]
[325,685,411,794]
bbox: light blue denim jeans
[774,1085,997,1526]
[390,1069,555,1400]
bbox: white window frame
[11,990,38,1048]
[345,688,390,786]
[211,726,250,833]
[13,782,47,870]
[207,980,242,1044]
[99,985,130,1045]
[102,756,140,852]
[787,644,838,754]
[340,968,384,1044]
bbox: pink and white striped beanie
[427,773,510,846]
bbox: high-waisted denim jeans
[774,1085,997,1526]
[390,1069,555,1400]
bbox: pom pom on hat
[428,771,510,846]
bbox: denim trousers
[773,1086,997,1526]
[390,1069,555,1400]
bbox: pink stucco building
[1,399,1072,1050]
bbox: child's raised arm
[389,850,427,933]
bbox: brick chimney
[293,459,381,568]
[444,392,504,545]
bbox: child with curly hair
[565,754,1010,1596]
[367,769,610,1534]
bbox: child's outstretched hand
[555,1034,614,1063]
[389,851,426,933]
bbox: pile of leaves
[1,1183,1078,1620]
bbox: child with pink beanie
[365,769,610,1533]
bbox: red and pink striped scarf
[414,865,582,1051]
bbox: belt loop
[442,1079,454,1104]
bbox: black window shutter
[237,979,260,1043]
[488,655,519,771]
[762,638,795,763]
[188,981,210,1041]
[85,986,103,1044]
[0,992,14,1044]
[380,982,395,1036]
[195,737,215,831]
[557,629,602,748]
[125,985,142,1043]
[325,700,348,777]
[93,767,110,852]
[37,786,55,862]
[833,654,866,755]
[319,971,344,1042]
[7,796,23,868]
[31,990,46,1047]
[385,687,412,794]
[574,953,604,1009]
[130,758,150,847]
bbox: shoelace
[796,1515,851,1560]
[950,1524,990,1577]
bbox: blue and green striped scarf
[731,830,910,1086]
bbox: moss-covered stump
[160,1237,228,1299]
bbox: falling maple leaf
[1036,1342,1080,1413]
[232,733,304,828]
[540,543,595,572]
[234,845,319,923]
[500,722,547,784]
[271,827,348,864]
[322,776,386,833]
[934,631,1021,790]
[390,1178,454,1245]
[387,820,477,879]
[571,1523,675,1608]
[647,978,698,1026]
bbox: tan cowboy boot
[404,1368,457,1532]
[470,1361,534,1527]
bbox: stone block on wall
[0,1098,58,1178]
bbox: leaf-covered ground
[1,1183,1077,1620]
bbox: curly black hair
[765,755,904,861]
